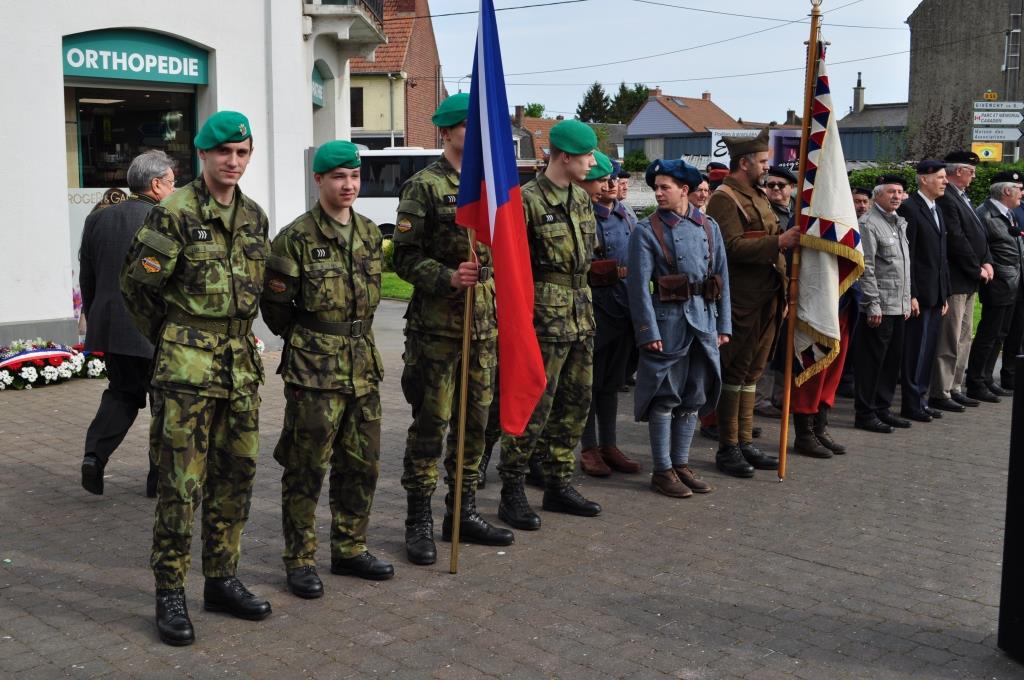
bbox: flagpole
[450,231,477,573]
[778,0,823,482]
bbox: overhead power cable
[385,0,592,20]
[631,0,907,29]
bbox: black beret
[944,150,980,165]
[706,161,728,172]
[617,170,631,179]
[768,166,798,184]
[876,174,907,190]
[916,159,945,175]
[851,186,872,197]
[992,170,1024,185]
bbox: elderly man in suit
[930,151,993,412]
[897,160,951,423]
[79,150,176,496]
[965,171,1024,402]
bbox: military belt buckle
[478,266,492,282]
[349,319,364,338]
[574,274,586,288]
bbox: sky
[431,0,920,124]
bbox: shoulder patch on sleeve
[137,227,180,257]
[268,253,300,277]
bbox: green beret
[313,140,361,173]
[549,120,598,156]
[194,111,252,150]
[585,151,613,181]
[432,93,470,128]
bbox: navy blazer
[898,191,951,308]
[938,186,991,295]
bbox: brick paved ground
[2,300,1023,679]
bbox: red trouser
[792,306,852,414]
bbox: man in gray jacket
[80,150,176,495]
[853,175,913,434]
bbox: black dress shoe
[877,410,911,429]
[203,577,272,620]
[286,566,324,599]
[900,409,932,423]
[498,479,541,530]
[854,416,894,434]
[966,386,1001,403]
[928,397,966,413]
[542,483,601,517]
[156,588,194,646]
[739,443,778,470]
[715,445,755,478]
[330,552,395,581]
[988,382,1013,397]
[922,406,943,418]
[951,391,980,407]
[81,455,104,495]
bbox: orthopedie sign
[63,29,208,85]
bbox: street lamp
[457,73,472,92]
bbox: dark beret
[876,174,907,190]
[944,150,980,165]
[706,161,728,172]
[851,186,872,198]
[768,166,798,184]
[992,170,1024,185]
[645,158,701,190]
[617,170,631,179]
[916,159,945,175]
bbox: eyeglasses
[157,176,176,187]
[765,182,790,190]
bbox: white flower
[0,370,12,385]
[255,337,266,353]
[87,359,105,377]
[41,366,59,383]
[58,365,73,379]
[24,384,31,389]
[19,366,38,383]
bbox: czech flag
[456,0,546,436]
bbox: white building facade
[0,0,385,345]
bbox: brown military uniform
[706,175,787,446]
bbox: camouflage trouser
[498,338,593,484]
[150,387,260,590]
[400,332,497,495]
[274,385,382,568]
[484,365,502,453]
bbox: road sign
[984,90,999,101]
[973,111,1024,125]
[974,101,1024,111]
[972,142,1003,162]
[973,127,1022,142]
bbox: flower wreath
[0,338,107,390]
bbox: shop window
[351,87,364,128]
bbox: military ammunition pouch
[165,307,253,337]
[657,274,691,302]
[588,259,622,287]
[649,209,722,304]
[295,311,373,338]
[703,274,724,302]
[536,271,587,289]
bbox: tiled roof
[651,95,745,132]
[521,117,560,159]
[838,103,909,129]
[351,0,414,73]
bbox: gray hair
[945,162,970,176]
[126,150,174,193]
[990,181,1019,199]
[873,183,900,197]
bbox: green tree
[608,82,648,124]
[576,82,611,123]
[623,149,649,172]
[523,102,545,118]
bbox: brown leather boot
[600,445,641,473]
[651,469,692,498]
[579,447,612,476]
[673,465,712,493]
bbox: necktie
[931,205,940,231]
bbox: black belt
[536,272,587,289]
[166,308,253,337]
[296,311,373,338]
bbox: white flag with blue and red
[456,0,546,436]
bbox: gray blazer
[976,199,1023,307]
[79,195,156,358]
[858,203,911,317]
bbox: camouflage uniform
[393,156,497,494]
[498,172,596,484]
[260,204,384,568]
[120,177,269,590]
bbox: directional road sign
[975,101,1024,111]
[973,127,1023,142]
[973,111,1024,125]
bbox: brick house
[350,0,445,148]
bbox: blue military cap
[876,173,907,189]
[645,159,702,189]
[915,159,945,175]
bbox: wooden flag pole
[778,0,823,482]
[450,230,477,573]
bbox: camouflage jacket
[260,203,384,396]
[522,172,596,342]
[120,177,269,400]
[393,156,496,340]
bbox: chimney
[514,105,524,126]
[556,114,565,120]
[785,109,798,125]
[701,91,711,101]
[853,72,865,113]
[648,87,662,98]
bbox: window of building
[351,87,364,128]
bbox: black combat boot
[203,577,272,620]
[542,482,601,517]
[498,478,541,530]
[442,488,514,545]
[812,406,846,455]
[525,454,545,489]
[715,445,755,478]
[793,414,833,459]
[156,588,194,646]
[404,493,436,565]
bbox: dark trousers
[854,314,905,418]
[1001,292,1024,387]
[84,353,152,464]
[967,302,1014,389]
[901,304,942,413]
